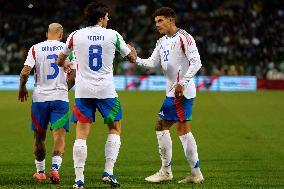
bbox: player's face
[155,16,172,35]
[101,13,109,28]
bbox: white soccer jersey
[137,29,202,99]
[63,26,131,99]
[24,40,68,102]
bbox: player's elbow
[197,61,202,71]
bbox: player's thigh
[49,100,69,132]
[71,98,96,124]
[95,97,122,125]
[31,101,50,133]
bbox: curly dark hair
[152,7,176,19]
[84,2,109,26]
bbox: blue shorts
[71,98,122,124]
[31,101,69,133]
[158,97,194,122]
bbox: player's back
[69,26,129,98]
[25,40,68,102]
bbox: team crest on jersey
[171,42,177,50]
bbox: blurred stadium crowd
[1,0,284,79]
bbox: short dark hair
[152,7,176,19]
[84,2,108,26]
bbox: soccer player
[18,23,75,184]
[134,7,204,184]
[56,2,137,188]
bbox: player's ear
[59,32,63,41]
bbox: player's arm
[114,32,137,63]
[174,34,202,98]
[136,42,161,68]
[67,69,76,90]
[19,46,36,102]
[56,53,68,67]
[125,44,137,63]
[18,65,32,102]
[179,34,202,87]
[57,31,76,67]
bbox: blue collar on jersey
[166,28,180,38]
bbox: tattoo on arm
[19,65,32,88]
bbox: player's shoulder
[105,28,121,37]
[177,29,195,45]
[178,29,194,40]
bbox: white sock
[51,156,62,172]
[35,159,45,173]
[156,130,172,173]
[104,134,121,175]
[73,139,87,182]
[179,132,201,174]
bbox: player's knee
[108,121,121,135]
[155,119,164,131]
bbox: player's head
[84,2,109,28]
[153,7,176,35]
[46,23,63,41]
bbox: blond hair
[48,23,63,33]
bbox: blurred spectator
[0,0,283,79]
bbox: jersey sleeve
[179,31,202,86]
[114,32,131,58]
[67,51,76,69]
[179,31,200,61]
[62,31,77,55]
[137,41,161,68]
[24,46,36,68]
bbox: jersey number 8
[89,45,102,71]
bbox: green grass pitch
[0,91,283,188]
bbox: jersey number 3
[89,45,102,71]
[47,54,59,80]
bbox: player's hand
[174,84,184,99]
[63,60,73,73]
[127,44,137,63]
[63,65,72,74]
[18,86,29,102]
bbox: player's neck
[47,36,59,41]
[166,25,178,37]
[95,22,104,28]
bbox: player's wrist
[136,57,143,65]
[179,79,190,87]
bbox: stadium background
[0,0,284,188]
[1,0,284,79]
